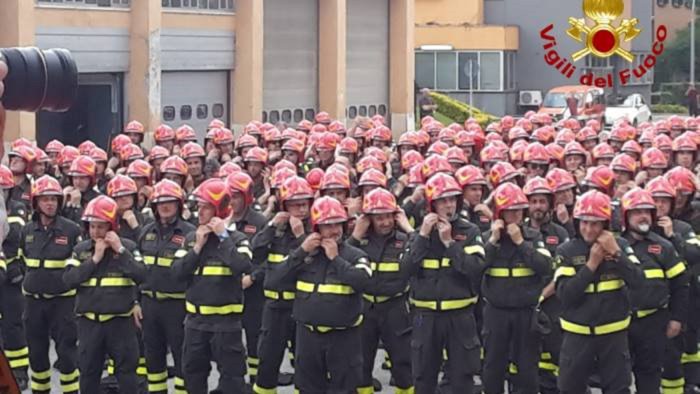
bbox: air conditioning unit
[519,90,543,107]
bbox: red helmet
[321,168,351,191]
[363,188,399,214]
[653,134,673,151]
[510,140,528,162]
[33,148,49,165]
[282,138,305,154]
[545,143,565,165]
[672,135,697,152]
[416,130,431,147]
[58,146,80,167]
[111,134,132,155]
[356,156,383,174]
[126,160,153,183]
[524,176,553,196]
[314,111,332,125]
[297,119,313,133]
[401,150,424,170]
[82,196,119,231]
[271,168,297,189]
[154,124,176,142]
[645,176,676,199]
[337,137,359,155]
[213,128,235,145]
[574,190,612,222]
[564,118,581,132]
[610,154,637,174]
[546,168,577,192]
[305,168,325,192]
[226,172,255,205]
[508,127,529,142]
[124,120,145,135]
[576,127,598,143]
[31,175,63,203]
[555,129,575,146]
[280,176,314,207]
[583,165,615,195]
[45,139,65,154]
[398,131,420,147]
[236,134,259,150]
[67,155,97,181]
[655,120,671,134]
[310,196,348,230]
[180,142,206,160]
[501,115,515,129]
[148,146,170,162]
[425,173,463,211]
[445,147,468,165]
[317,133,339,151]
[455,131,475,147]
[151,179,185,204]
[0,165,14,189]
[524,142,550,164]
[176,125,197,143]
[311,124,328,134]
[438,128,456,144]
[485,132,503,144]
[193,178,232,218]
[160,156,189,177]
[371,126,392,143]
[244,147,269,164]
[640,148,668,170]
[455,165,487,188]
[586,119,602,132]
[9,145,37,172]
[218,162,243,178]
[639,130,656,146]
[516,118,533,133]
[427,141,449,156]
[609,127,628,143]
[489,162,519,188]
[621,140,642,156]
[107,175,138,198]
[531,127,554,145]
[493,182,529,219]
[621,188,656,224]
[669,115,685,131]
[407,164,424,187]
[244,122,262,136]
[264,128,283,144]
[358,168,387,188]
[89,147,108,163]
[480,144,507,164]
[208,119,226,131]
[205,128,218,142]
[120,143,145,162]
[78,140,97,156]
[273,159,297,174]
[564,141,586,157]
[329,120,347,135]
[372,114,386,126]
[591,143,615,161]
[687,118,699,131]
[422,155,453,180]
[665,166,697,196]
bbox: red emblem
[647,244,661,255]
[480,216,490,223]
[55,236,68,245]
[21,193,30,200]
[171,235,185,246]
[244,225,257,234]
[546,236,559,245]
[454,234,466,241]
[394,240,404,249]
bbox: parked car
[604,94,652,127]
[539,85,606,124]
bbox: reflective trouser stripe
[662,377,685,394]
[31,369,52,391]
[682,352,700,363]
[174,376,187,394]
[147,369,168,392]
[253,383,278,394]
[395,387,416,394]
[137,357,147,376]
[357,387,374,394]
[5,347,29,368]
[247,356,259,376]
[559,316,631,335]
[60,369,80,392]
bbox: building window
[282,110,292,123]
[196,104,208,119]
[212,103,224,118]
[305,109,315,121]
[180,105,192,120]
[37,0,130,7]
[348,106,358,119]
[163,106,176,121]
[262,111,268,123]
[162,0,234,11]
[378,105,387,116]
[293,109,304,123]
[269,111,280,124]
[627,53,654,85]
[416,50,510,92]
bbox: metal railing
[36,0,130,8]
[162,0,234,12]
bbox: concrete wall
[655,2,692,42]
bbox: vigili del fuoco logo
[540,0,667,88]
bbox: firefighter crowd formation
[2,110,700,394]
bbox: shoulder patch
[244,225,257,234]
[55,236,68,245]
[572,256,587,266]
[546,236,559,245]
[647,244,661,255]
[171,235,185,246]
[393,240,404,249]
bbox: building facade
[415,0,655,116]
[0,0,415,149]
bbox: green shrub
[651,104,688,114]
[429,92,499,127]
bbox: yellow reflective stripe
[7,216,25,226]
[537,248,552,258]
[362,290,406,303]
[237,246,253,259]
[24,258,66,269]
[370,261,400,272]
[666,262,686,279]
[486,267,535,277]
[357,387,374,394]
[5,347,28,358]
[554,266,576,280]
[539,361,559,375]
[0,259,6,270]
[81,277,135,287]
[463,245,485,256]
[682,352,700,364]
[8,358,29,368]
[644,269,665,279]
[174,249,188,258]
[421,258,451,269]
[31,381,52,391]
[409,296,478,311]
[81,312,132,322]
[636,308,659,318]
[395,387,415,394]
[144,255,175,267]
[60,370,79,381]
[65,258,81,267]
[141,290,186,300]
[32,370,51,380]
[662,377,685,388]
[296,281,354,295]
[559,316,631,335]
[268,253,286,263]
[196,266,232,276]
[264,290,295,300]
[584,279,624,293]
[252,383,277,394]
[148,382,168,391]
[147,371,168,382]
[185,301,243,315]
[686,237,700,246]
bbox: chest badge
[171,235,185,246]
[546,236,559,245]
[244,225,257,234]
[55,236,68,245]
[647,244,661,255]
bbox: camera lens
[0,47,78,112]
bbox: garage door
[263,0,319,125]
[346,0,389,121]
[161,71,229,141]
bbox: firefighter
[348,188,414,394]
[181,142,208,188]
[172,178,253,394]
[243,147,269,199]
[106,175,151,242]
[0,165,29,389]
[251,176,314,394]
[404,173,484,394]
[8,145,36,209]
[555,190,644,393]
[546,168,578,237]
[454,165,492,233]
[63,155,101,226]
[481,182,552,394]
[266,196,371,392]
[225,172,268,386]
[63,195,146,393]
[124,120,146,147]
[138,179,195,394]
[19,175,81,394]
[620,187,689,394]
[522,176,569,394]
[154,124,176,154]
